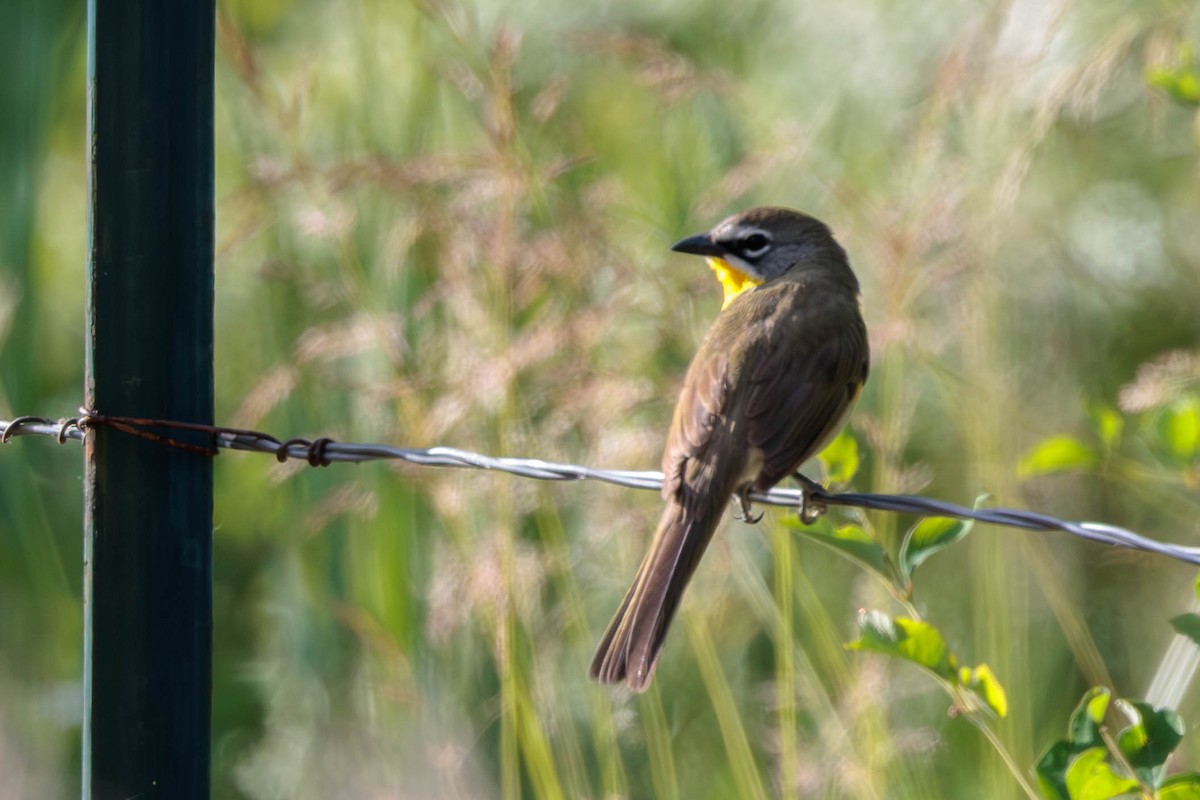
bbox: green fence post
[84,1,215,797]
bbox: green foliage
[1087,403,1125,452]
[1063,748,1140,800]
[1160,399,1200,465]
[848,611,1008,718]
[1169,575,1200,646]
[1169,613,1200,646]
[1161,774,1200,799]
[850,611,955,677]
[898,513,975,584]
[1117,700,1184,789]
[790,501,978,598]
[785,518,895,578]
[1036,688,1113,800]
[1018,435,1098,478]
[1037,688,1198,800]
[1147,46,1200,107]
[1019,390,1200,492]
[818,428,860,485]
[960,663,1009,720]
[798,495,1008,721]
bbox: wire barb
[4,413,1200,566]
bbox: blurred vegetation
[3,0,1200,797]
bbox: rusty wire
[4,412,1200,566]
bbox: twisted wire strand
[4,413,1199,565]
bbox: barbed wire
[4,412,1200,566]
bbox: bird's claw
[732,482,764,524]
[793,472,828,525]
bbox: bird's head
[671,207,854,307]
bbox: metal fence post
[84,1,215,797]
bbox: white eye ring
[740,233,771,259]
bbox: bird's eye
[740,233,771,258]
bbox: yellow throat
[707,257,763,309]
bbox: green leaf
[1148,62,1200,106]
[1037,741,1079,800]
[958,663,1008,718]
[1018,435,1098,478]
[1064,747,1140,800]
[1161,773,1200,799]
[1170,613,1200,646]
[790,521,894,581]
[1116,700,1184,789]
[1161,399,1200,463]
[847,611,956,678]
[818,429,860,484]
[899,513,975,581]
[1039,687,1115,798]
[1088,403,1124,451]
[1147,45,1200,106]
[1068,687,1112,747]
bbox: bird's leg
[792,472,827,525]
[732,481,764,524]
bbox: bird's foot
[792,472,827,525]
[732,482,764,524]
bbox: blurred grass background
[3,0,1200,797]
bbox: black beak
[670,233,725,258]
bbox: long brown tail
[589,494,727,691]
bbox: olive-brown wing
[745,295,869,490]
[659,329,738,505]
